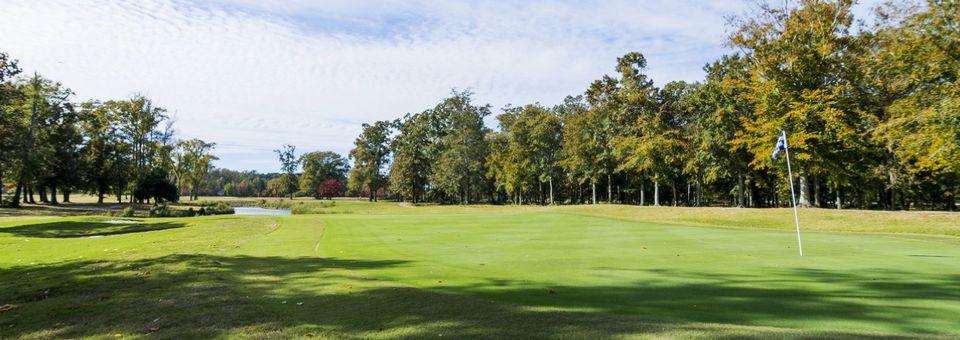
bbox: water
[233,207,292,215]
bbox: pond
[233,207,292,216]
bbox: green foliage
[389,111,436,203]
[120,206,135,217]
[273,145,299,199]
[174,139,217,201]
[202,201,234,215]
[487,104,561,204]
[429,91,491,204]
[133,168,179,204]
[298,151,348,198]
[348,121,392,201]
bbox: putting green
[317,211,960,335]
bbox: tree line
[348,0,959,210]
[0,55,218,206]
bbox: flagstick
[781,131,804,256]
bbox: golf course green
[1,200,958,338]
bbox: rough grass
[0,202,958,338]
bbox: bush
[199,202,234,215]
[121,206,136,217]
[134,168,179,204]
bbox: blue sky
[0,0,881,172]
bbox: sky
[0,0,881,172]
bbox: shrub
[134,168,179,204]
[201,202,234,215]
[318,179,341,199]
[121,206,136,217]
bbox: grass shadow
[0,254,941,338]
[0,220,187,238]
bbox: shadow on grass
[0,254,946,339]
[0,221,187,238]
[434,267,960,336]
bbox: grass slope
[1,202,958,338]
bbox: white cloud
[0,0,881,171]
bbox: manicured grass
[1,202,958,338]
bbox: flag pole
[781,130,804,256]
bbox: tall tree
[299,151,349,199]
[864,0,960,210]
[274,144,298,199]
[390,112,434,203]
[0,52,22,206]
[176,139,217,200]
[606,52,664,205]
[116,95,168,202]
[349,122,392,201]
[430,91,491,204]
[79,101,122,203]
[488,104,562,204]
[685,54,755,207]
[730,0,864,207]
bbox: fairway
[1,202,959,338]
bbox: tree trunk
[538,181,544,205]
[28,186,35,203]
[11,181,22,208]
[39,185,49,203]
[640,177,645,206]
[736,172,745,208]
[836,185,843,210]
[947,187,956,211]
[696,177,702,207]
[607,173,612,204]
[798,169,810,207]
[50,185,58,205]
[671,181,677,207]
[654,177,660,206]
[548,178,554,205]
[813,174,821,208]
[591,179,597,205]
[63,188,71,203]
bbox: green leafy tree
[862,0,960,210]
[684,54,755,207]
[0,52,21,206]
[133,167,178,204]
[175,139,217,200]
[274,144,299,199]
[430,91,491,204]
[488,104,562,204]
[730,0,864,208]
[116,95,168,192]
[349,122,392,201]
[299,151,349,199]
[78,101,120,203]
[389,112,434,203]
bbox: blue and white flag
[771,131,787,160]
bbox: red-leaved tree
[318,179,341,200]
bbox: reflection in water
[234,207,291,215]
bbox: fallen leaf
[0,304,17,313]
